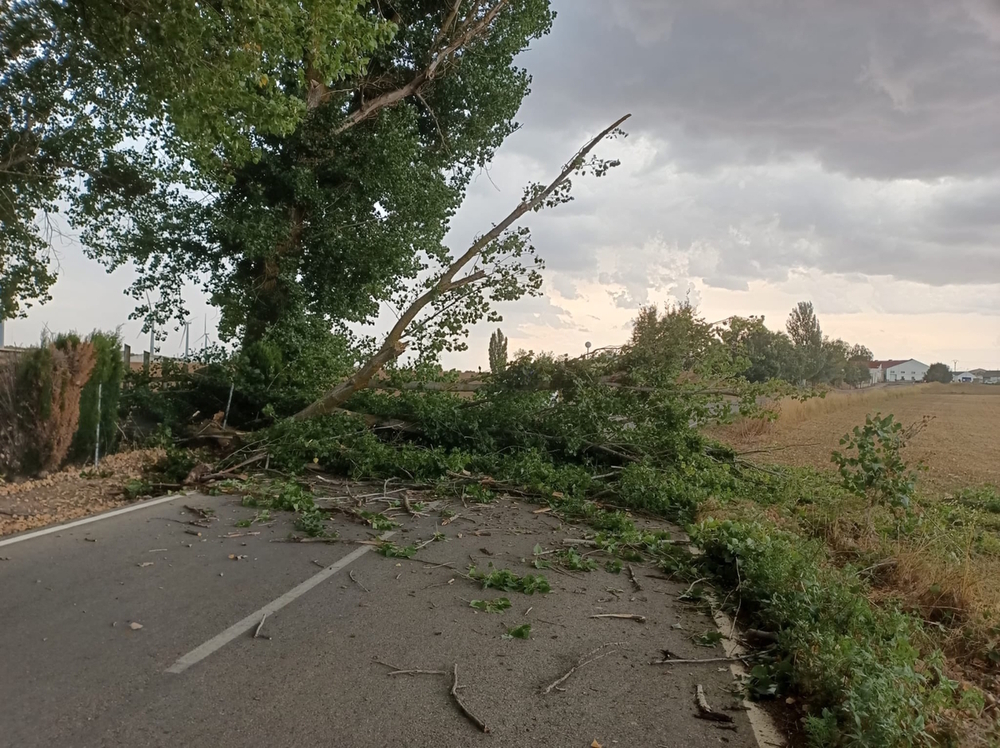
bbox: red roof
[870,359,907,369]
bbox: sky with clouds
[7,0,1000,371]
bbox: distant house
[869,359,928,383]
[969,369,1000,384]
[955,371,979,383]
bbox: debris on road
[374,658,445,677]
[627,564,642,591]
[541,642,622,694]
[450,664,489,733]
[129,622,143,630]
[137,562,154,568]
[589,613,646,623]
[253,613,269,640]
[694,684,733,723]
[349,569,369,592]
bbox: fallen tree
[294,113,632,420]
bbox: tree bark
[293,113,631,420]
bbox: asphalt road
[0,491,760,747]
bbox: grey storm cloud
[520,0,1000,180]
[443,0,1000,318]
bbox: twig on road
[590,613,646,623]
[254,613,269,640]
[541,642,623,694]
[350,569,370,592]
[695,684,734,723]
[627,564,642,591]
[374,658,444,676]
[652,653,759,665]
[450,664,489,733]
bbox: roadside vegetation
[4,2,999,745]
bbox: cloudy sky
[7,0,1000,371]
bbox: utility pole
[182,321,192,358]
[953,359,959,372]
[149,328,155,358]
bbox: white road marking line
[0,493,187,548]
[165,532,395,674]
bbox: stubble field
[712,384,1000,492]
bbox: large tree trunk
[294,114,631,420]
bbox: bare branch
[294,113,630,420]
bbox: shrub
[71,331,124,460]
[0,336,97,474]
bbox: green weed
[469,598,511,614]
[503,623,531,640]
[468,564,551,594]
[378,541,417,559]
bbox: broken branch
[450,664,489,733]
[541,642,623,694]
[590,613,646,623]
[695,684,734,723]
[294,114,631,420]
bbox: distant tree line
[719,302,873,388]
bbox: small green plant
[559,548,598,571]
[378,541,417,558]
[831,413,927,509]
[468,564,551,594]
[235,518,252,528]
[469,598,512,614]
[464,484,496,504]
[358,510,399,531]
[252,509,270,523]
[295,508,331,538]
[605,559,623,574]
[692,630,724,648]
[503,623,531,640]
[123,478,153,500]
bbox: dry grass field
[711,384,1000,491]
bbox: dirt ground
[0,450,163,536]
[712,385,1000,491]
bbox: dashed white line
[165,532,395,674]
[0,493,187,548]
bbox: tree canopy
[925,362,953,383]
[1,0,553,344]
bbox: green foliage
[691,630,724,648]
[357,511,399,532]
[123,478,153,500]
[786,301,824,383]
[0,0,392,319]
[691,518,959,747]
[489,328,508,374]
[719,315,797,383]
[468,565,551,594]
[469,598,512,614]
[378,541,417,559]
[831,413,925,509]
[71,331,124,459]
[503,623,531,640]
[558,548,598,572]
[925,363,954,384]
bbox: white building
[866,361,883,385]
[884,359,928,382]
[955,371,978,383]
